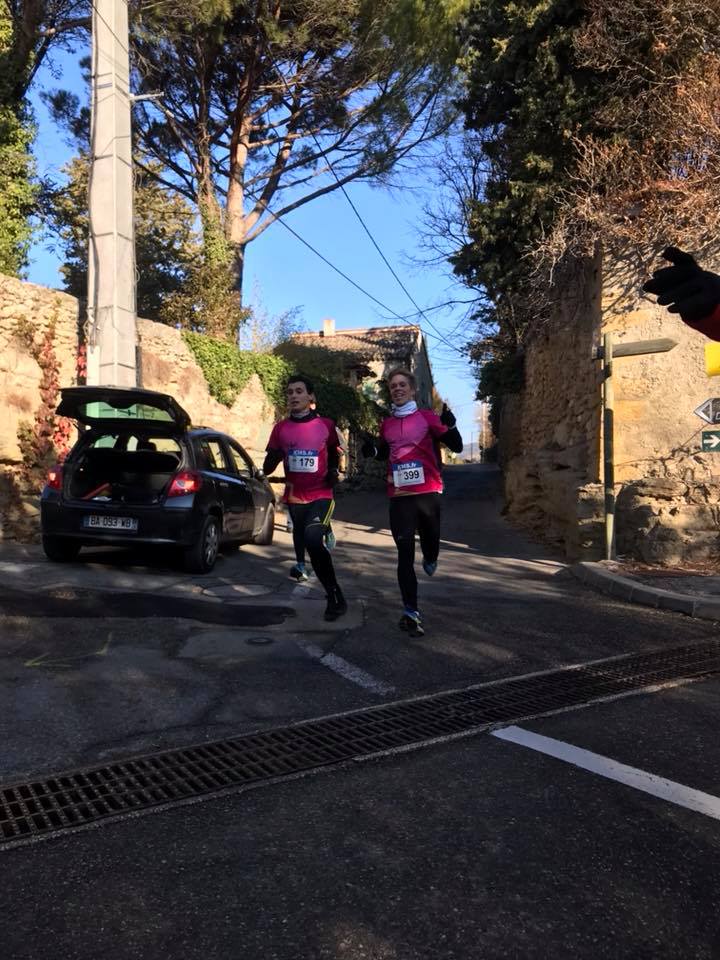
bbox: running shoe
[324,528,337,551]
[289,562,309,582]
[324,587,348,621]
[422,559,437,577]
[398,608,425,637]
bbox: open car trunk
[66,448,182,505]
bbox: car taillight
[167,470,203,498]
[46,464,63,491]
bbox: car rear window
[78,400,175,422]
[86,433,183,456]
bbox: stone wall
[136,319,275,462]
[500,254,604,556]
[0,274,278,539]
[500,250,720,563]
[0,275,79,464]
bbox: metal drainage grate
[3,640,720,846]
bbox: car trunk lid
[57,386,191,431]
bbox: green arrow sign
[702,430,720,452]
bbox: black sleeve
[326,442,340,484]
[263,449,283,475]
[362,436,389,460]
[440,427,463,454]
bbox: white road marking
[299,641,395,695]
[493,725,720,822]
[290,581,395,694]
[293,625,395,695]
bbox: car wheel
[42,536,82,563]
[185,515,220,573]
[253,503,275,545]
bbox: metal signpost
[593,335,677,561]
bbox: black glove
[643,247,720,327]
[361,437,377,458]
[440,403,456,428]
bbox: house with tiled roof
[286,319,435,406]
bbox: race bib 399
[393,460,425,488]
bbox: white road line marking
[319,650,395,695]
[290,583,395,695]
[297,639,395,695]
[492,725,720,822]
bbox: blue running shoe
[398,608,424,637]
[289,562,309,582]
[324,528,336,551]
[422,559,437,577]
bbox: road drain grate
[3,640,720,845]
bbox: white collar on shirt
[391,400,418,418]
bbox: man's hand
[440,403,456,428]
[325,469,339,487]
[643,247,720,334]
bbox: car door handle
[219,481,229,487]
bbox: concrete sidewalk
[572,560,720,621]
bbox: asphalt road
[2,464,720,957]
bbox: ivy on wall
[183,330,383,432]
[275,340,385,432]
[182,331,291,408]
[12,305,76,489]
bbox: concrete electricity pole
[85,0,138,387]
[482,403,487,462]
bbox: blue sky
[26,45,482,446]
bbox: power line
[266,49,464,356]
[92,7,468,358]
[248,195,453,349]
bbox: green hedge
[183,330,383,431]
[183,331,291,408]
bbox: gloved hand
[440,403,456,428]
[643,247,720,333]
[325,469,339,487]
[361,437,377,458]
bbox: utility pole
[85,0,138,387]
[480,401,487,463]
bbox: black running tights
[287,499,338,594]
[388,492,441,611]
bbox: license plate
[83,515,138,532]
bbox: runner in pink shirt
[263,374,346,621]
[362,367,463,636]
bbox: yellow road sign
[705,342,720,377]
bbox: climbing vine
[182,331,292,408]
[183,330,383,431]
[13,306,76,490]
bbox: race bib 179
[288,448,319,473]
[393,460,425,488]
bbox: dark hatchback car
[41,386,276,573]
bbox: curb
[570,562,720,622]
